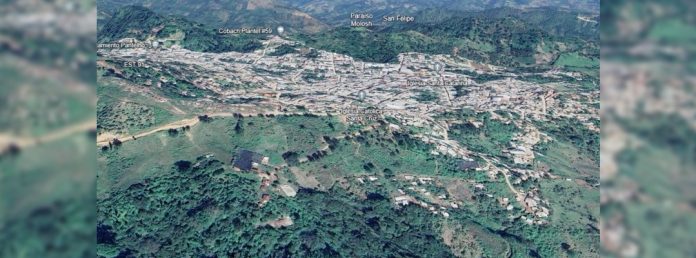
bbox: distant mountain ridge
[98,0,598,34]
[278,0,599,25]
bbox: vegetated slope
[385,7,598,41]
[98,5,263,53]
[294,27,439,63]
[468,7,599,40]
[96,115,599,257]
[297,14,597,66]
[97,0,328,34]
[97,155,456,257]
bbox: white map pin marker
[277,26,285,34]
[434,62,444,73]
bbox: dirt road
[96,110,338,147]
[96,113,238,146]
[0,119,96,149]
[501,169,522,197]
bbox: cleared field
[98,115,343,194]
[97,77,186,136]
[553,52,598,69]
[0,62,94,138]
[648,18,696,42]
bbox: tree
[198,115,211,122]
[174,160,192,171]
[3,143,21,156]
[282,151,300,166]
[234,119,244,134]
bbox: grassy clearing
[536,178,599,254]
[615,146,688,202]
[97,78,184,135]
[298,127,438,177]
[553,52,598,68]
[98,115,345,192]
[648,18,696,43]
[0,63,94,137]
[535,140,597,180]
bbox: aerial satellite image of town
[96,0,599,257]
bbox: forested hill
[296,15,598,66]
[98,6,264,53]
[468,7,599,40]
[385,7,599,41]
